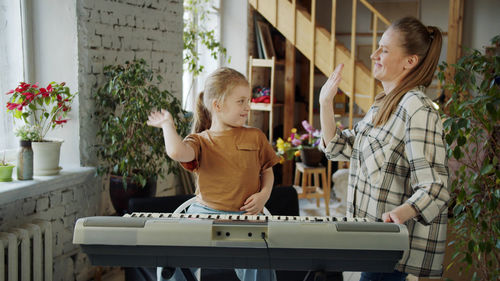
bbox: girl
[319,17,450,280]
[147,67,279,281]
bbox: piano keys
[73,213,409,272]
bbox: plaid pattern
[322,87,450,277]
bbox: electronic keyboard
[73,213,409,272]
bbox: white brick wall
[0,1,184,280]
[0,170,100,281]
[78,0,183,167]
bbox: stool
[293,162,330,216]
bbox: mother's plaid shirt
[322,87,450,277]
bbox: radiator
[0,220,52,281]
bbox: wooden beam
[370,15,378,105]
[446,0,464,99]
[292,0,297,44]
[330,0,337,73]
[349,0,357,129]
[283,40,296,186]
[308,0,316,124]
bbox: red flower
[6,89,14,95]
[57,94,62,101]
[21,92,36,102]
[6,102,23,110]
[15,82,30,93]
[54,119,67,124]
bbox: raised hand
[147,109,174,128]
[319,64,344,105]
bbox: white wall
[221,0,248,75]
[31,0,80,168]
[463,0,500,51]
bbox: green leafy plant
[5,82,76,141]
[438,35,500,281]
[184,0,229,78]
[15,124,41,141]
[94,59,191,187]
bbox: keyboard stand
[303,270,327,281]
[161,267,198,281]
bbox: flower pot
[109,175,157,215]
[17,140,34,180]
[300,147,323,167]
[32,140,63,176]
[0,165,15,182]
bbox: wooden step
[250,0,383,113]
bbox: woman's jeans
[359,270,408,281]
[157,202,277,281]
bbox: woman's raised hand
[319,64,344,105]
[147,109,174,128]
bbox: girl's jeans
[157,202,277,281]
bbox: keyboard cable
[261,232,273,280]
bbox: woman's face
[370,28,412,87]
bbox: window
[0,0,24,156]
[182,0,222,112]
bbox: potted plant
[437,35,499,280]
[94,59,190,214]
[6,81,76,176]
[0,152,15,182]
[14,125,38,180]
[276,120,327,166]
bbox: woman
[319,17,450,280]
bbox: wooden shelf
[250,102,283,111]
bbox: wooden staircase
[249,0,390,128]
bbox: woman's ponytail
[192,91,211,134]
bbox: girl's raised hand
[319,64,344,105]
[147,109,174,128]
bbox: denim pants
[157,202,277,281]
[359,270,408,281]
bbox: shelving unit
[247,56,283,142]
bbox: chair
[293,162,331,216]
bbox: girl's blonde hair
[192,67,249,133]
[373,17,442,126]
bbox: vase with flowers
[276,120,323,166]
[6,81,77,176]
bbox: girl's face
[217,84,251,128]
[370,28,413,88]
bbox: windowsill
[0,166,97,205]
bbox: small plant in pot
[14,125,39,180]
[94,59,190,215]
[0,152,15,182]
[6,81,77,176]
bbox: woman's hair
[373,16,442,126]
[191,67,249,133]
